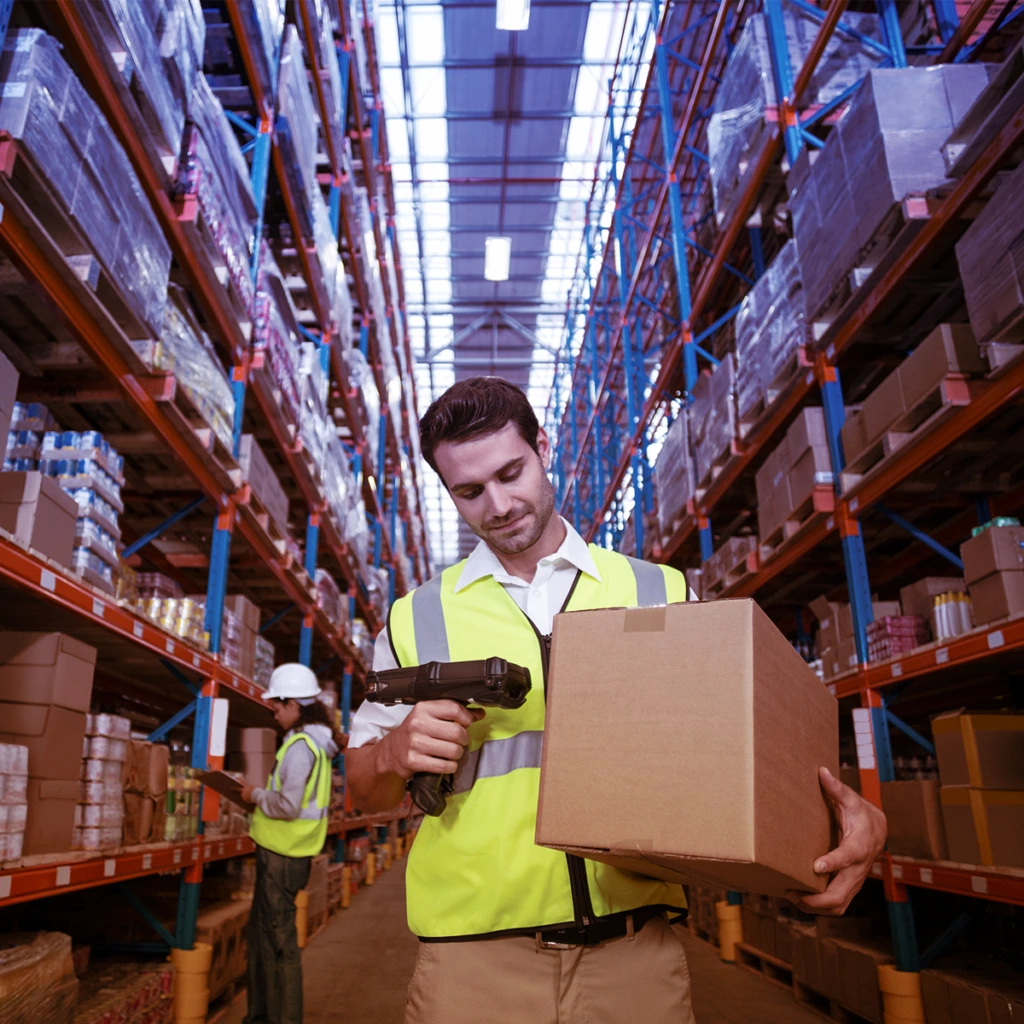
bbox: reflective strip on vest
[412,571,449,662]
[452,730,544,796]
[624,555,667,606]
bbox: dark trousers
[245,844,312,1024]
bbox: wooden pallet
[759,485,835,559]
[0,135,157,348]
[175,190,254,346]
[734,943,794,994]
[793,981,874,1024]
[703,549,759,599]
[984,340,1024,374]
[839,375,982,491]
[737,346,813,440]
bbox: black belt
[534,905,668,949]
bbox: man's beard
[476,477,556,555]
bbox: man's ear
[536,428,552,470]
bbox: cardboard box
[861,369,908,446]
[941,787,1024,867]
[827,636,858,680]
[536,599,839,895]
[880,780,948,860]
[810,595,843,655]
[792,926,821,991]
[786,445,832,515]
[968,570,1024,625]
[123,792,164,845]
[225,594,261,635]
[237,434,290,538]
[0,632,97,713]
[0,346,17,443]
[775,918,794,965]
[307,852,329,917]
[933,712,1024,789]
[899,323,985,413]
[840,411,869,466]
[832,939,893,1023]
[0,472,78,568]
[23,777,78,855]
[227,727,277,754]
[123,740,170,797]
[225,749,277,789]
[786,407,829,459]
[0,701,86,779]
[961,525,1024,585]
[899,576,967,620]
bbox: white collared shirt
[348,518,600,748]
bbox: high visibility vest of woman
[240,663,337,1024]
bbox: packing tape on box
[623,608,667,633]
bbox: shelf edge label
[971,876,988,894]
[92,599,105,618]
[142,854,152,870]
[55,866,70,887]
[133,621,144,639]
[988,630,1005,649]
[936,648,949,664]
[40,569,56,592]
[103,859,116,877]
[0,877,10,899]
[919,868,933,884]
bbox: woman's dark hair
[419,377,540,480]
[295,699,346,751]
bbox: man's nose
[485,483,513,519]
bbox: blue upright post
[764,0,803,167]
[566,351,583,533]
[699,518,714,562]
[932,0,959,43]
[749,227,766,280]
[299,512,320,665]
[876,0,908,67]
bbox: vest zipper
[514,584,596,928]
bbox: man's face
[434,422,556,555]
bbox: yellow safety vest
[250,731,331,858]
[389,545,690,938]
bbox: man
[348,377,886,1024]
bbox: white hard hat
[263,663,321,701]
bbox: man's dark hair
[419,376,540,476]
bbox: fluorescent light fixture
[484,236,512,281]
[496,0,530,31]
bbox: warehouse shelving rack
[547,0,1024,976]
[0,1,424,946]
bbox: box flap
[0,632,98,667]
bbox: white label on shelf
[142,854,152,870]
[133,621,144,638]
[936,648,949,664]
[920,868,933,884]
[40,569,56,592]
[0,876,9,899]
[209,699,229,757]
[205,846,213,859]
[173,849,182,865]
[92,599,105,618]
[103,859,116,878]
[849,497,860,512]
[2,83,26,98]
[55,866,71,887]
[165,639,174,654]
[988,630,1005,649]
[192,654,200,668]
[891,663,903,678]
[191,848,198,861]
[972,876,988,894]
[892,865,903,879]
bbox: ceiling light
[484,236,512,281]
[496,0,530,31]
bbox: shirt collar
[453,517,602,593]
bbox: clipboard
[198,770,256,812]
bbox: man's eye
[501,469,521,482]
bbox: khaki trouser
[405,914,696,1024]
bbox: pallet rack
[547,0,1024,977]
[0,0,425,948]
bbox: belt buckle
[535,932,579,951]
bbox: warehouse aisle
[219,864,820,1023]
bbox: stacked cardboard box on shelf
[755,408,833,546]
[0,348,17,447]
[690,354,737,489]
[75,714,130,852]
[865,615,929,661]
[225,594,261,681]
[0,633,96,855]
[922,968,1024,1022]
[899,575,970,639]
[961,522,1024,625]
[122,739,170,845]
[788,66,993,321]
[226,727,277,789]
[881,779,948,860]
[0,471,78,570]
[196,899,252,1000]
[840,325,986,473]
[238,434,291,539]
[0,743,28,861]
[654,411,695,546]
[699,534,757,597]
[809,595,902,680]
[934,711,1024,868]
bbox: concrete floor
[219,863,820,1023]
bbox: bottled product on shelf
[74,715,130,851]
[164,764,201,842]
[0,29,172,334]
[74,959,174,1024]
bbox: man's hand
[786,766,887,916]
[378,700,484,780]
[240,784,256,804]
